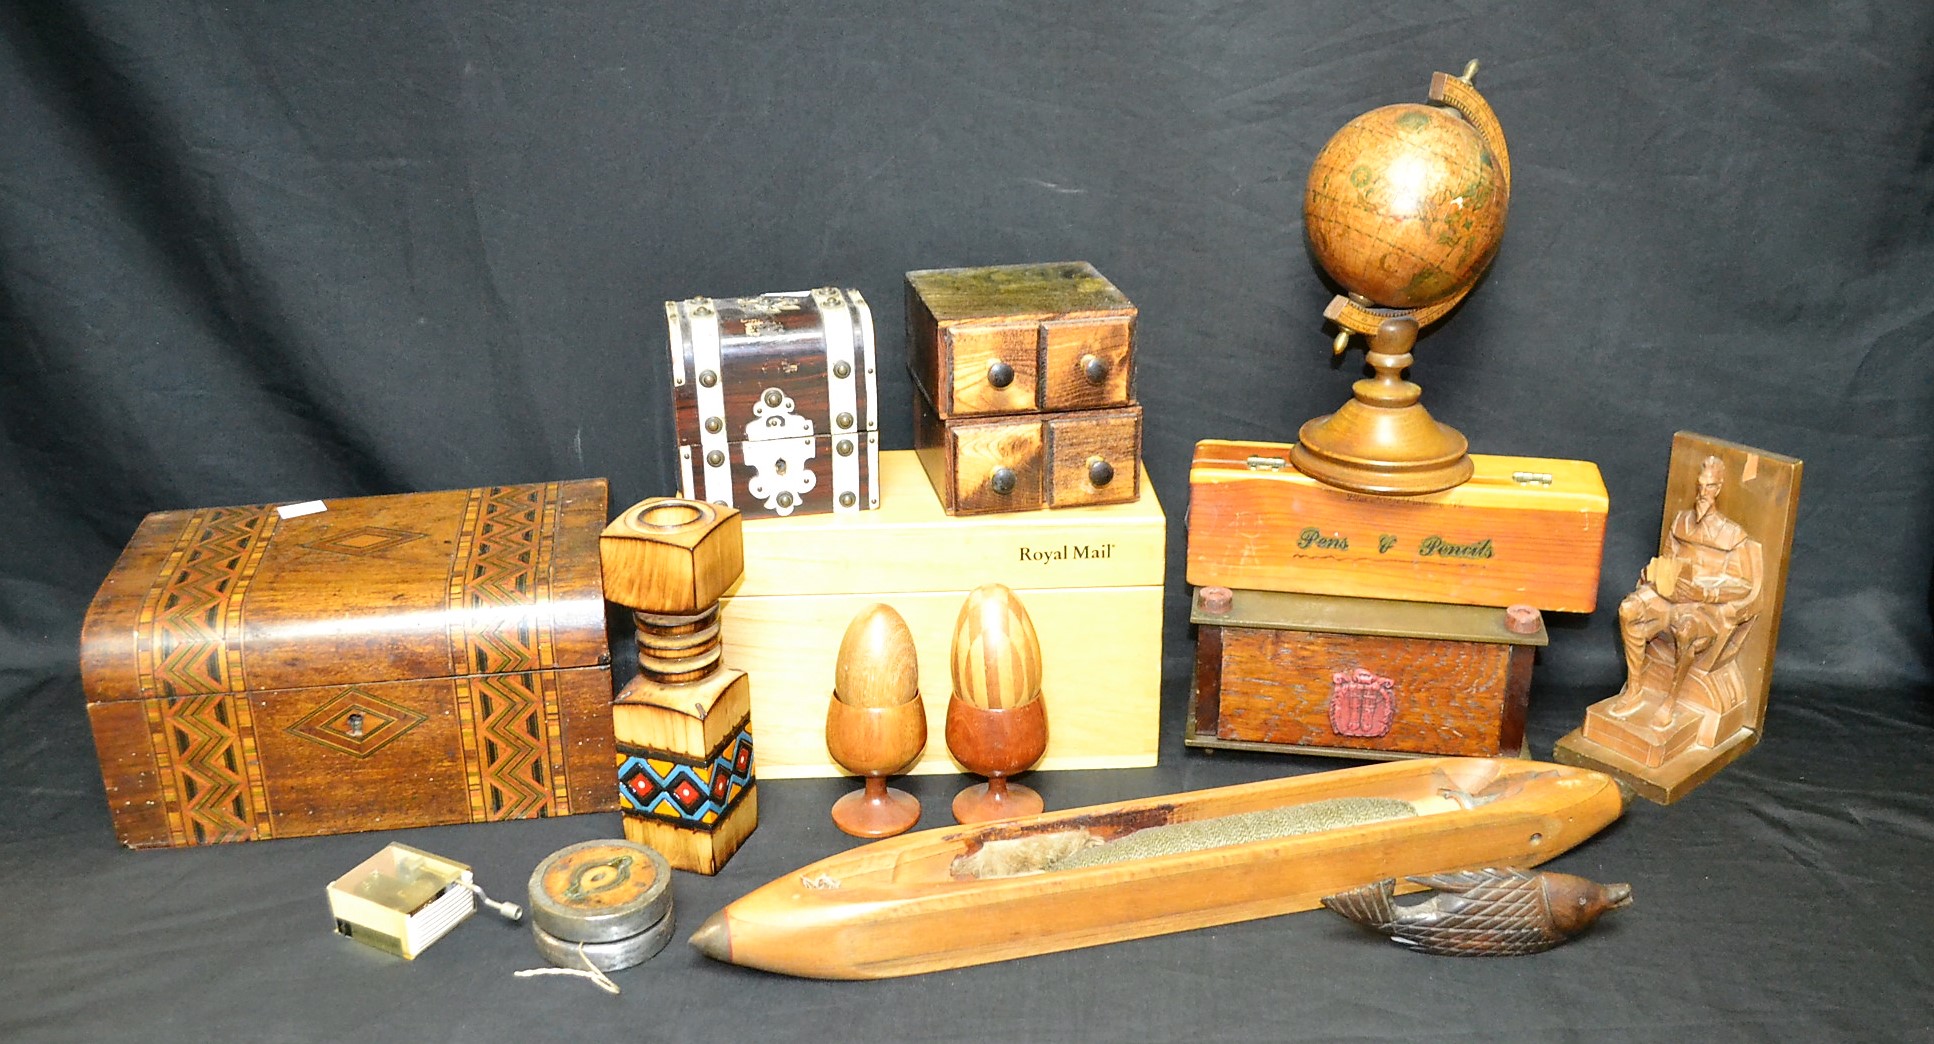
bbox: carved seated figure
[1582,456,1763,767]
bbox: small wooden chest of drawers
[915,393,1142,515]
[906,262,1143,515]
[906,262,1136,419]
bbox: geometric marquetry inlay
[285,687,428,759]
[300,526,427,558]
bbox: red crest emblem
[1328,667,1397,738]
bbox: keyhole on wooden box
[774,458,788,474]
[346,712,365,739]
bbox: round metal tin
[527,839,674,944]
[530,914,675,973]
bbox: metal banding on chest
[816,287,862,513]
[681,298,734,508]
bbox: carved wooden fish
[1322,867,1631,956]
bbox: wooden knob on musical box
[946,584,1048,823]
[826,604,926,837]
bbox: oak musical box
[80,481,618,849]
[666,287,881,519]
[1188,587,1546,760]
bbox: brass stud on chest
[699,370,719,388]
[706,450,725,467]
[833,360,852,379]
[704,417,723,434]
[763,388,784,407]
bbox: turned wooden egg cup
[945,694,1049,823]
[825,694,927,837]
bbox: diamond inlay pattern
[286,688,428,758]
[301,526,427,558]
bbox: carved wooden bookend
[1554,433,1802,804]
[945,584,1048,823]
[826,604,926,837]
[1293,63,1510,496]
[1322,867,1631,956]
[602,498,757,874]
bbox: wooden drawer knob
[1087,456,1114,488]
[987,360,1016,389]
[990,467,1018,496]
[1080,353,1109,385]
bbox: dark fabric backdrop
[3,3,1931,1042]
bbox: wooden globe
[1304,102,1508,310]
[1291,66,1510,498]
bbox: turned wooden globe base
[1290,317,1473,496]
[832,778,922,838]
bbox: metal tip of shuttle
[688,912,731,962]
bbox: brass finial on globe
[1291,61,1511,496]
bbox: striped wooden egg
[834,604,920,708]
[950,584,1042,710]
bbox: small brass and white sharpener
[327,843,523,959]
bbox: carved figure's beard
[1693,492,1717,521]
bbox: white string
[514,941,621,995]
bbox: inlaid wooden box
[906,261,1136,419]
[79,481,617,849]
[1188,588,1546,760]
[667,287,880,519]
[914,388,1142,514]
[1188,439,1608,612]
[720,450,1165,778]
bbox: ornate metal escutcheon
[1328,667,1397,737]
[742,387,818,515]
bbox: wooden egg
[834,604,920,708]
[950,583,1042,710]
